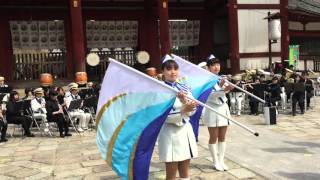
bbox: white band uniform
[158,82,198,162]
[203,83,231,127]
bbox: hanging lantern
[268,19,281,40]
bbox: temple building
[0,0,319,83]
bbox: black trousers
[292,95,304,115]
[49,113,69,135]
[306,92,312,108]
[250,101,259,114]
[7,116,32,135]
[0,120,7,140]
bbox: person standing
[203,55,233,171]
[158,55,198,180]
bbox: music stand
[83,96,97,108]
[0,87,12,94]
[68,99,82,111]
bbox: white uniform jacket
[158,82,198,162]
[31,97,47,114]
[203,83,231,127]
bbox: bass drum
[40,73,53,87]
[75,72,88,85]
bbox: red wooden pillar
[199,11,214,64]
[158,0,171,57]
[0,17,14,80]
[68,0,86,73]
[280,0,289,63]
[228,0,240,73]
[140,1,161,69]
[64,18,74,79]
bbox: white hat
[34,88,44,94]
[68,82,78,90]
[161,54,174,63]
[207,54,216,60]
[0,76,4,81]
[87,82,93,87]
[198,62,207,68]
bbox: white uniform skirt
[203,102,231,127]
[158,122,198,162]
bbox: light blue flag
[96,59,176,180]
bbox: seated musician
[0,76,8,88]
[302,71,314,110]
[292,75,305,116]
[31,88,49,132]
[266,77,281,107]
[57,87,66,105]
[6,91,34,137]
[64,83,91,132]
[0,108,8,142]
[46,90,71,138]
[23,88,34,100]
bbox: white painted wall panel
[239,57,281,70]
[289,21,303,30]
[237,0,279,4]
[306,22,320,31]
[238,10,281,53]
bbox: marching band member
[203,55,233,171]
[247,78,263,115]
[158,55,198,180]
[292,75,305,116]
[229,75,244,116]
[6,91,34,137]
[31,88,49,132]
[302,71,314,110]
[46,90,71,138]
[64,83,91,132]
[0,108,8,142]
[266,77,281,107]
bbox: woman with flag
[203,55,234,171]
[158,55,198,180]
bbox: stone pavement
[207,96,320,180]
[0,130,262,180]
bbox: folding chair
[63,106,81,135]
[27,108,52,136]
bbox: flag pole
[171,54,266,104]
[109,58,259,137]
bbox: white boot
[208,144,224,171]
[218,142,229,171]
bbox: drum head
[86,53,100,66]
[136,51,150,64]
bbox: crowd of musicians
[0,76,99,142]
[224,69,316,117]
[0,67,318,144]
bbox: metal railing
[13,52,67,80]
[87,49,137,80]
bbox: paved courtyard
[0,97,319,179]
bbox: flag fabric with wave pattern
[172,54,220,141]
[96,59,176,180]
